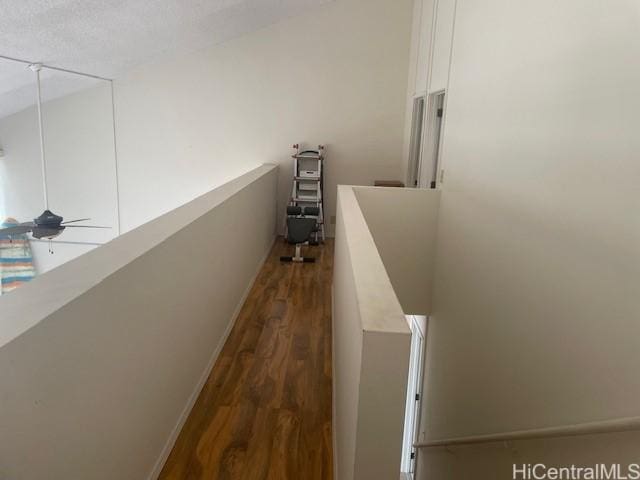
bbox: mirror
[0,57,118,282]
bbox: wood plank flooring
[159,238,333,480]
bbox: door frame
[419,90,446,189]
[407,95,427,188]
[401,315,428,476]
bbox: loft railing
[415,416,640,449]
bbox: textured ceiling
[0,0,331,117]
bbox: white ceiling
[0,0,331,118]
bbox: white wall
[403,0,457,97]
[0,165,277,480]
[0,77,118,274]
[0,106,40,223]
[354,186,440,315]
[29,241,98,273]
[412,0,435,97]
[420,0,640,459]
[41,78,118,244]
[114,0,414,236]
[333,185,411,480]
[401,0,456,185]
[0,178,4,218]
[401,0,434,183]
[427,0,455,93]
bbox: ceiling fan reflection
[0,63,110,250]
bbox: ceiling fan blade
[61,218,91,225]
[63,225,111,229]
[0,224,35,236]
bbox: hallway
[159,239,334,479]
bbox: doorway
[423,91,446,189]
[407,96,426,188]
[401,315,428,478]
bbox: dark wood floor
[159,238,333,480]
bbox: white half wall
[114,0,414,236]
[354,186,440,315]
[333,185,411,480]
[0,165,277,480]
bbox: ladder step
[287,143,326,244]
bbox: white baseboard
[147,234,277,480]
[331,282,338,480]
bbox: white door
[401,315,427,476]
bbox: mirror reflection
[0,57,118,293]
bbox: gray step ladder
[286,143,325,243]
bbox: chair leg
[293,244,303,262]
[280,243,315,263]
